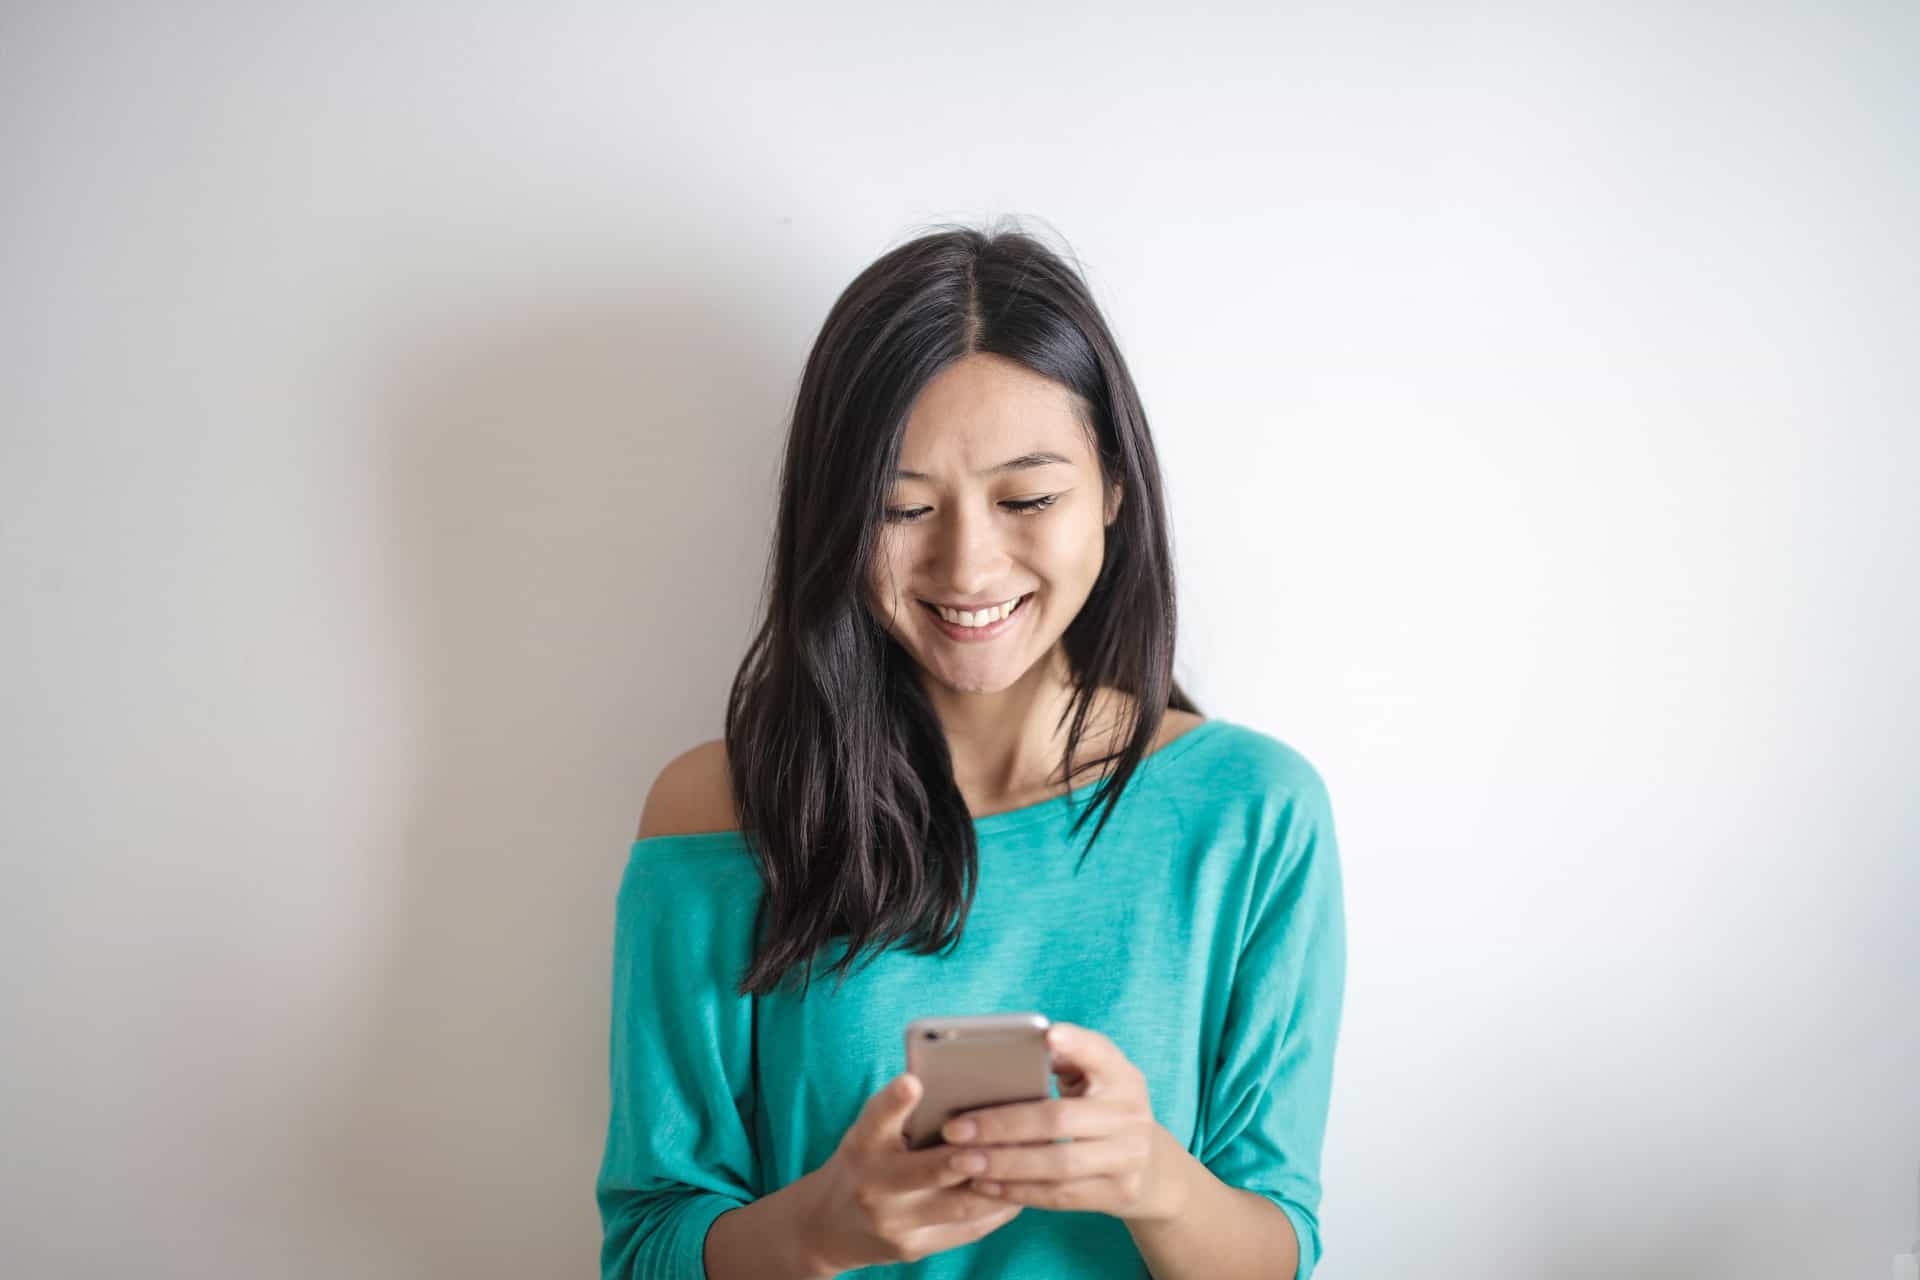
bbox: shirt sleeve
[596,843,763,1280]
[1195,758,1347,1280]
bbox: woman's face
[865,352,1121,696]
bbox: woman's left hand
[937,1020,1187,1222]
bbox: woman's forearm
[1125,1130,1302,1280]
[703,1172,834,1280]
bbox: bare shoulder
[1074,693,1205,776]
[1087,689,1206,759]
[1157,708,1206,749]
[636,738,740,839]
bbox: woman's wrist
[703,1170,837,1280]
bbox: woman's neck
[932,669,1137,817]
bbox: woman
[596,221,1346,1279]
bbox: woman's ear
[1104,479,1124,527]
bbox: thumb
[859,1072,922,1146]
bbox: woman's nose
[931,501,1006,591]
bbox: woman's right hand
[798,1072,1023,1273]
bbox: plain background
[5,3,1916,1277]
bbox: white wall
[5,3,1915,1276]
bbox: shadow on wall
[303,283,787,1274]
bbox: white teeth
[931,594,1024,627]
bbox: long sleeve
[1195,760,1347,1280]
[596,842,764,1280]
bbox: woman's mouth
[919,592,1033,643]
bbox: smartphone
[902,1012,1053,1150]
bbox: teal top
[596,717,1346,1279]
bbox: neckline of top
[968,715,1227,835]
[630,716,1231,849]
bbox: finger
[856,1072,923,1152]
[885,1142,997,1194]
[882,1173,1023,1239]
[1043,1022,1134,1091]
[898,1201,1022,1257]
[927,1183,1027,1223]
[974,1173,1114,1210]
[953,1131,1143,1183]
[942,1095,1132,1146]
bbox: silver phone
[902,1012,1053,1150]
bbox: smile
[919,592,1032,642]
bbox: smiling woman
[597,218,1345,1280]
[720,225,1194,993]
[867,352,1123,714]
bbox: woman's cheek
[1033,519,1085,559]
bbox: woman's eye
[883,495,1059,524]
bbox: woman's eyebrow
[893,450,1073,481]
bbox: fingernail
[944,1118,976,1141]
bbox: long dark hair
[723,217,1199,998]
